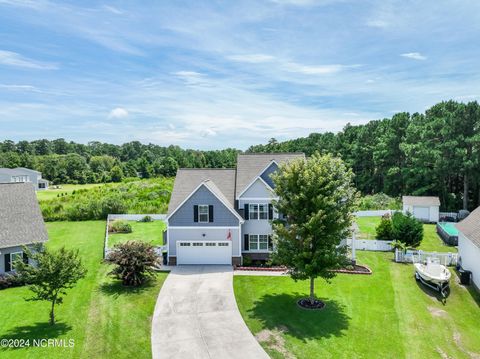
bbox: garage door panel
[177,241,231,265]
[413,206,430,221]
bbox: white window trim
[247,234,271,252]
[249,203,269,220]
[198,204,209,223]
[10,251,23,271]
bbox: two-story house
[0,167,49,191]
[0,182,49,274]
[165,153,305,265]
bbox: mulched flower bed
[333,264,372,275]
[234,266,287,272]
[297,298,326,310]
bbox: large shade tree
[272,153,358,307]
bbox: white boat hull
[414,263,451,286]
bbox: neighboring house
[166,153,305,265]
[402,196,440,223]
[457,206,480,290]
[0,183,49,274]
[0,167,49,191]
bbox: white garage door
[177,241,231,265]
[413,206,430,221]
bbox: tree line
[1,100,479,211]
[249,100,480,211]
[0,140,238,185]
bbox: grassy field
[356,216,457,253]
[234,251,480,359]
[108,220,166,247]
[36,184,108,201]
[0,221,167,359]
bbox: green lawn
[0,221,167,358]
[234,251,480,359]
[356,216,457,253]
[108,220,166,248]
[36,184,108,201]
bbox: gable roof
[457,206,480,248]
[402,196,440,207]
[236,153,305,198]
[167,169,236,216]
[0,183,48,249]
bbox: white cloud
[366,19,389,28]
[102,5,123,15]
[0,50,57,69]
[284,62,359,75]
[108,107,129,119]
[227,54,275,63]
[173,71,206,85]
[401,52,427,61]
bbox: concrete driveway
[151,265,269,359]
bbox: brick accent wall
[168,256,177,265]
[232,257,242,266]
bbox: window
[206,243,216,247]
[198,205,209,223]
[259,235,268,250]
[193,242,203,247]
[249,204,258,220]
[10,251,23,270]
[259,205,268,220]
[180,243,191,247]
[249,235,269,251]
[249,204,269,220]
[38,182,46,189]
[218,243,229,247]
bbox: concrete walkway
[151,265,269,359]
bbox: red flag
[227,229,232,241]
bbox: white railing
[395,249,458,266]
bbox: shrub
[0,273,25,290]
[139,215,153,222]
[106,241,160,286]
[108,220,132,233]
[391,212,423,247]
[358,193,401,210]
[376,215,393,241]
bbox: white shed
[402,196,440,223]
[457,206,480,290]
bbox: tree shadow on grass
[248,293,350,342]
[1,322,72,350]
[98,279,155,298]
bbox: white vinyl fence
[439,212,458,221]
[355,210,393,217]
[355,239,393,251]
[395,249,458,266]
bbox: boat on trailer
[414,258,451,298]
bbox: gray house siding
[169,185,240,227]
[260,162,278,189]
[240,178,274,199]
[168,227,240,256]
[0,244,34,274]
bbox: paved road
[151,265,269,359]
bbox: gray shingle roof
[402,196,440,206]
[167,169,236,215]
[236,153,305,198]
[457,206,480,248]
[0,183,48,249]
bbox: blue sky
[0,0,479,150]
